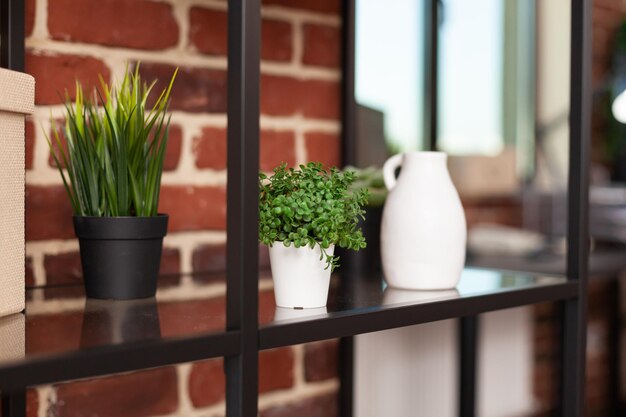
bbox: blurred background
[351,0,626,416]
[15,0,626,416]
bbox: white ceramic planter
[269,243,335,308]
[381,152,467,290]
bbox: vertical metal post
[423,0,439,151]
[608,278,621,416]
[341,0,356,166]
[339,336,354,417]
[1,390,26,417]
[459,316,478,417]
[339,2,356,415]
[339,0,357,417]
[560,0,591,415]
[0,0,25,71]
[225,0,260,416]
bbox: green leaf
[45,62,177,218]
[258,162,368,270]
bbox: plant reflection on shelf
[80,298,161,348]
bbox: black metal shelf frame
[0,0,591,416]
[0,331,241,391]
[259,279,579,350]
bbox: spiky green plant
[47,66,177,217]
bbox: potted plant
[47,66,177,300]
[259,162,368,308]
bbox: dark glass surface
[0,268,568,369]
[0,273,229,369]
[261,267,568,326]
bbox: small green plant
[259,162,369,270]
[47,65,177,217]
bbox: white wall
[355,307,534,417]
[534,0,571,191]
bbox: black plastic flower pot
[73,215,168,300]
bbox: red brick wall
[21,0,342,416]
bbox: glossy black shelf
[0,328,239,391]
[259,268,578,349]
[0,276,236,390]
[0,267,578,390]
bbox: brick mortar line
[27,110,339,186]
[260,115,341,132]
[180,0,341,26]
[36,385,55,417]
[184,379,339,417]
[172,0,191,52]
[162,118,225,185]
[164,229,226,274]
[26,239,80,256]
[29,246,48,288]
[261,6,341,26]
[32,103,341,132]
[171,112,227,127]
[25,40,341,80]
[292,344,306,387]
[25,169,228,186]
[105,52,139,84]
[29,114,55,178]
[163,230,226,244]
[163,400,225,417]
[294,116,307,165]
[261,62,341,80]
[32,107,340,131]
[292,15,304,68]
[161,171,227,186]
[175,363,195,415]
[257,378,339,411]
[31,0,49,40]
[295,129,306,165]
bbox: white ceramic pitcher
[380,152,466,290]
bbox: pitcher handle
[383,153,403,191]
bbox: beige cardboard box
[0,68,35,317]
[0,313,25,362]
